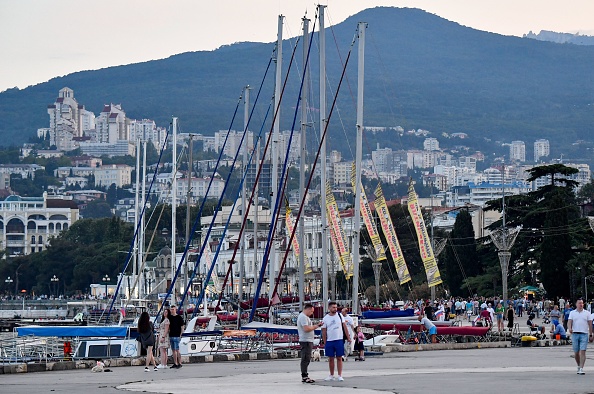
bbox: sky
[1,0,594,93]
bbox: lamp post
[5,276,13,296]
[102,275,110,299]
[51,275,59,297]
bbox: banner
[285,202,312,274]
[351,163,386,262]
[373,184,411,285]
[325,182,353,278]
[202,245,221,292]
[407,180,442,287]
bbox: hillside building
[45,87,94,152]
[534,139,550,162]
[423,137,440,151]
[510,141,526,162]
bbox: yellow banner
[325,182,353,278]
[373,184,411,285]
[285,203,312,274]
[351,163,386,262]
[407,180,442,287]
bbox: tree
[442,208,479,297]
[84,200,113,218]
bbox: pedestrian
[353,326,365,361]
[322,301,351,382]
[506,304,514,331]
[137,311,158,372]
[418,314,437,343]
[549,305,561,326]
[168,305,185,369]
[297,303,322,384]
[341,307,354,361]
[157,308,170,368]
[495,301,505,332]
[563,302,572,331]
[567,298,593,375]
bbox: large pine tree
[443,208,479,297]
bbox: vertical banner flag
[202,244,221,292]
[285,200,312,274]
[351,163,386,262]
[373,184,411,285]
[407,180,443,287]
[325,182,353,278]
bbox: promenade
[3,345,592,394]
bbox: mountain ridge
[1,7,593,161]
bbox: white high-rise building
[213,130,254,159]
[423,137,439,151]
[46,87,87,151]
[129,119,167,151]
[95,104,128,144]
[372,146,393,173]
[534,139,550,162]
[510,141,526,162]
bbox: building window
[31,235,35,244]
[39,236,43,245]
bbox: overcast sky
[1,0,594,92]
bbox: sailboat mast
[254,134,259,299]
[298,16,310,312]
[184,135,193,307]
[319,4,328,313]
[270,15,283,322]
[140,138,147,298]
[134,138,140,298]
[240,86,249,321]
[171,117,178,303]
[352,22,366,314]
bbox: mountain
[1,7,594,162]
[524,30,594,46]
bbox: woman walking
[137,311,157,372]
[506,303,515,331]
[157,308,170,369]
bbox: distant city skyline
[1,0,594,92]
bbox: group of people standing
[297,302,366,384]
[136,304,186,371]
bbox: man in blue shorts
[567,299,593,375]
[168,305,185,369]
[322,301,351,382]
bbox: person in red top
[480,307,492,327]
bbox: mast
[239,85,250,325]
[140,138,147,298]
[133,137,140,298]
[318,4,328,312]
[171,117,178,303]
[270,15,283,322]
[298,16,309,312]
[184,135,193,309]
[352,22,366,314]
[254,133,259,300]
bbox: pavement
[4,345,594,394]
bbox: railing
[0,333,71,364]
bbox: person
[353,326,365,361]
[168,305,185,369]
[527,313,546,337]
[551,320,567,340]
[495,301,505,332]
[486,303,495,323]
[297,303,322,384]
[549,305,561,325]
[423,302,434,320]
[563,302,572,331]
[322,301,351,382]
[418,315,437,343]
[506,304,514,331]
[137,311,158,372]
[480,307,492,327]
[341,307,354,361]
[568,299,593,375]
[157,308,170,369]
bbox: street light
[51,275,59,297]
[102,275,110,298]
[5,276,13,295]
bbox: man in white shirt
[567,298,594,375]
[322,301,351,382]
[341,307,355,361]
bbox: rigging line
[175,56,276,312]
[155,90,244,319]
[448,235,474,297]
[250,15,318,322]
[266,28,358,320]
[106,122,171,319]
[216,36,302,312]
[191,102,273,318]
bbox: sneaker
[157,364,167,369]
[144,367,149,372]
[578,368,585,375]
[337,376,344,382]
[324,375,335,381]
[154,367,158,371]
[171,364,178,369]
[177,364,182,369]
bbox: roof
[46,199,78,209]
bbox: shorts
[429,326,437,335]
[170,336,180,350]
[324,339,345,358]
[572,332,589,352]
[496,314,503,320]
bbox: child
[353,326,365,361]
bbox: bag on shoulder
[339,313,347,341]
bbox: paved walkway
[3,345,593,393]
